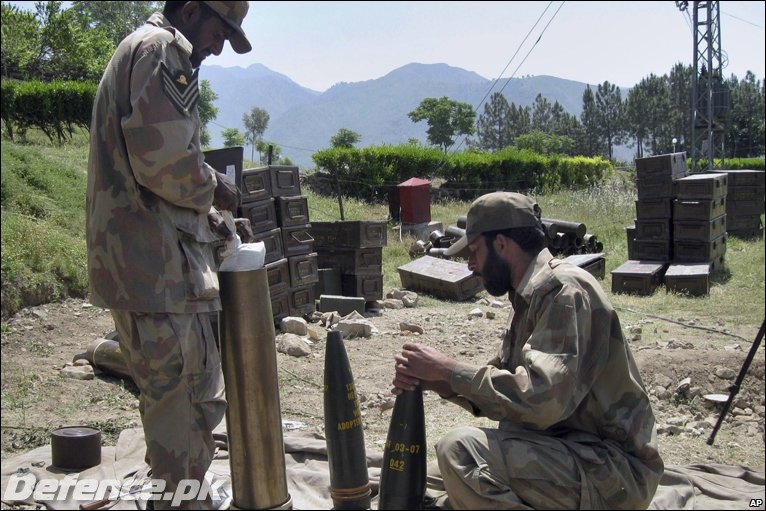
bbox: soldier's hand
[213,171,241,214]
[234,218,255,243]
[208,211,233,239]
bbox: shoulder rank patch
[161,63,199,116]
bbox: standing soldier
[86,2,252,508]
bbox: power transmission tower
[680,1,731,172]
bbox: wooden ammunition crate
[675,173,728,200]
[673,233,727,263]
[341,273,383,301]
[310,221,388,249]
[241,167,271,203]
[288,252,319,288]
[636,175,676,199]
[252,227,284,264]
[633,239,671,261]
[727,185,765,202]
[562,253,606,280]
[705,169,765,187]
[289,284,316,317]
[239,198,277,234]
[269,165,301,197]
[635,152,688,179]
[635,219,672,241]
[611,260,667,296]
[270,291,290,324]
[315,267,342,296]
[275,195,310,227]
[727,215,762,231]
[664,262,711,296]
[282,224,314,257]
[673,214,726,242]
[673,197,725,221]
[727,198,765,216]
[264,258,290,296]
[203,146,243,191]
[635,198,673,220]
[398,255,483,301]
[316,247,383,275]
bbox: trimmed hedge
[1,79,96,143]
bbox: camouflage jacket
[86,13,221,313]
[449,249,663,502]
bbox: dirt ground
[1,293,764,475]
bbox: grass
[1,128,764,332]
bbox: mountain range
[201,62,617,169]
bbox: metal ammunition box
[269,165,301,197]
[252,227,284,264]
[318,295,366,316]
[310,221,388,249]
[317,247,383,275]
[203,146,243,191]
[673,197,725,221]
[635,152,688,179]
[664,262,711,296]
[288,284,316,317]
[705,169,765,187]
[315,267,342,297]
[281,224,314,257]
[636,175,676,199]
[673,214,726,242]
[675,173,728,200]
[264,258,290,296]
[341,273,383,301]
[635,198,673,220]
[239,198,277,234]
[240,167,271,203]
[397,255,483,301]
[288,252,319,288]
[562,253,606,280]
[673,233,727,263]
[275,195,310,227]
[634,239,671,261]
[726,198,765,216]
[611,260,667,296]
[635,219,672,240]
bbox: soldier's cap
[444,192,542,258]
[203,1,252,54]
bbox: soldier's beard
[481,244,512,297]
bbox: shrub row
[311,145,614,201]
[1,79,97,144]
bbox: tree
[1,4,40,79]
[255,140,292,165]
[197,79,218,148]
[70,1,162,48]
[242,106,269,162]
[531,94,553,132]
[726,71,765,158]
[408,96,475,152]
[579,85,602,157]
[475,92,513,151]
[330,128,361,148]
[221,128,245,148]
[594,81,625,161]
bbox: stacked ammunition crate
[613,153,688,295]
[705,169,765,239]
[310,221,387,306]
[666,173,728,295]
[240,165,317,323]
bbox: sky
[7,1,764,91]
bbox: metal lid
[51,426,101,470]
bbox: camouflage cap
[203,1,252,54]
[444,192,542,257]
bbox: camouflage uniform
[86,12,225,510]
[435,249,664,509]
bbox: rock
[399,322,423,334]
[714,366,736,380]
[468,308,483,318]
[276,333,311,357]
[383,299,405,310]
[676,377,692,394]
[60,364,94,380]
[281,316,308,336]
[654,374,673,389]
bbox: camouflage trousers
[432,426,653,510]
[111,310,226,510]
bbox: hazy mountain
[201,62,615,169]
